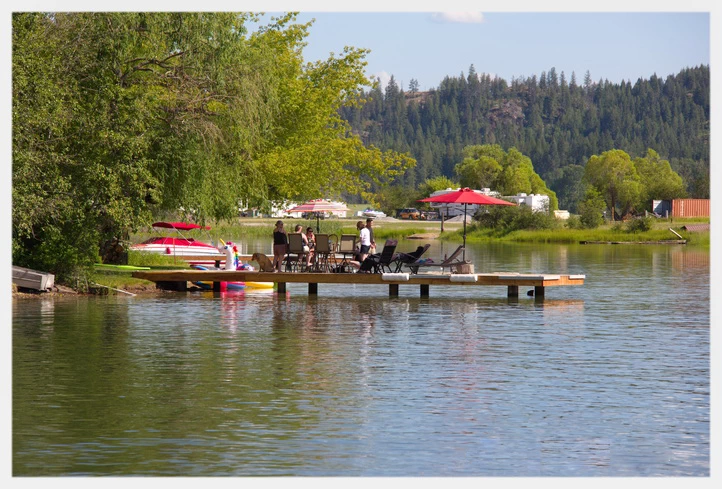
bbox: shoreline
[12,281,165,299]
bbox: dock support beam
[507,285,519,298]
[389,284,399,297]
[213,281,221,293]
[277,282,286,293]
[309,283,318,295]
[420,284,429,297]
[534,286,545,298]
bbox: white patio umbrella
[286,199,350,232]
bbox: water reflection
[12,242,709,476]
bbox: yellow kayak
[245,281,274,289]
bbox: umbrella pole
[316,214,320,233]
[463,203,467,261]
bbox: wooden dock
[131,269,585,299]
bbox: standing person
[356,220,371,263]
[273,220,288,272]
[365,218,376,255]
[294,224,311,269]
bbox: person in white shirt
[356,220,371,263]
[365,218,376,254]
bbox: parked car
[397,208,421,220]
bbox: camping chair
[404,245,470,274]
[359,239,398,273]
[390,243,431,273]
[312,233,333,272]
[336,234,357,273]
[284,233,308,272]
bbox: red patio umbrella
[286,199,350,232]
[419,188,515,260]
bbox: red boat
[130,221,220,256]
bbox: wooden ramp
[13,266,55,291]
[131,269,584,299]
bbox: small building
[652,199,710,218]
[504,193,550,213]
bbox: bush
[474,205,559,233]
[577,187,605,229]
[577,200,604,228]
[625,216,654,233]
[565,215,583,229]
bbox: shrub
[474,205,559,233]
[565,215,583,229]
[576,186,606,229]
[625,216,654,233]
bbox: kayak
[94,264,151,271]
[245,281,274,289]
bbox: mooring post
[389,284,399,297]
[508,285,519,298]
[213,281,221,293]
[420,284,429,297]
[534,285,545,298]
[309,283,318,295]
[277,282,286,293]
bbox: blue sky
[285,11,710,92]
[12,4,714,94]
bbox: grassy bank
[453,218,710,247]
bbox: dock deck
[131,269,585,298]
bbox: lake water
[12,241,710,476]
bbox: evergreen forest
[340,65,710,212]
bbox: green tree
[577,187,606,228]
[417,175,459,198]
[373,185,420,215]
[455,155,502,190]
[408,78,419,94]
[583,149,642,219]
[454,145,558,210]
[633,149,686,210]
[12,12,414,281]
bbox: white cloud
[431,12,485,24]
[371,71,391,90]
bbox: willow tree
[454,144,558,210]
[12,12,414,280]
[583,149,642,219]
[633,149,687,209]
[250,19,414,203]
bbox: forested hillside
[340,65,710,211]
